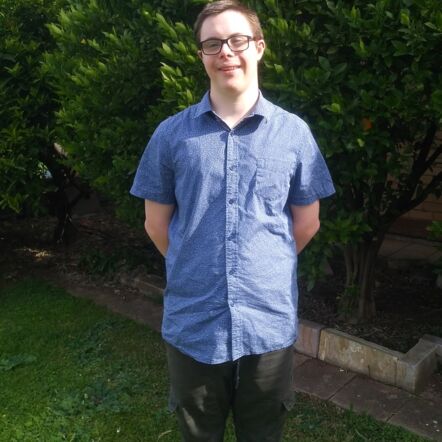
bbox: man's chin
[218,81,245,95]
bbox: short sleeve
[288,124,335,206]
[130,121,176,204]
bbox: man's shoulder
[156,102,200,135]
[263,97,311,132]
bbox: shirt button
[229,269,235,275]
[228,198,235,205]
[229,165,235,171]
[228,234,235,241]
[229,300,234,307]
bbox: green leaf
[400,9,410,27]
[274,64,284,74]
[350,6,359,20]
[324,102,342,114]
[334,62,348,76]
[318,56,330,70]
[161,42,173,56]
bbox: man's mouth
[219,66,240,72]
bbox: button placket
[225,131,237,282]
[225,130,241,359]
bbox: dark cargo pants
[165,343,295,441]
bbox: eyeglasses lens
[201,36,250,55]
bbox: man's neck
[209,87,259,129]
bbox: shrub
[43,0,202,224]
[258,0,442,319]
[0,0,65,214]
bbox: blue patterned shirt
[130,92,335,364]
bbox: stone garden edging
[297,322,442,394]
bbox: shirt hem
[130,189,176,205]
[163,337,297,365]
[290,189,335,206]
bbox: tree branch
[407,171,442,210]
[413,122,437,176]
[388,126,440,218]
[423,144,442,172]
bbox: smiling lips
[219,65,240,72]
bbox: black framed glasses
[199,35,257,55]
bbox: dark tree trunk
[340,233,385,321]
[40,144,91,244]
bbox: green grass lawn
[0,279,425,441]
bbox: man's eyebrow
[201,32,248,41]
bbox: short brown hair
[194,0,264,42]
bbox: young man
[131,1,335,440]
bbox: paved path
[380,233,441,264]
[293,352,442,441]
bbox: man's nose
[219,41,234,56]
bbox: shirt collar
[193,91,213,119]
[193,90,272,123]
[249,91,272,123]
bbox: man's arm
[290,201,320,255]
[144,200,175,257]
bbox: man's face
[198,9,265,97]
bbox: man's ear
[256,39,265,62]
[197,50,203,60]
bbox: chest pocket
[255,158,292,201]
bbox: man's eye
[205,40,220,49]
[230,37,247,45]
